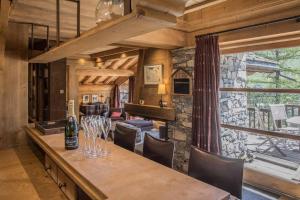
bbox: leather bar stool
[188,146,244,199]
[143,133,174,168]
[114,123,137,152]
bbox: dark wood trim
[124,103,176,122]
[221,124,300,141]
[220,88,300,94]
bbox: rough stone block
[173,130,187,141]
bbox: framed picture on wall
[144,64,163,85]
[82,95,90,104]
[92,94,98,103]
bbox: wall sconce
[78,58,86,65]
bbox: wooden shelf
[124,103,176,121]
[29,7,176,63]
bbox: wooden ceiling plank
[185,0,227,14]
[218,20,300,46]
[221,33,300,50]
[221,39,300,54]
[180,0,300,33]
[29,7,177,63]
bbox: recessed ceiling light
[120,53,127,58]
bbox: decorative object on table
[82,95,90,104]
[92,94,99,103]
[95,0,124,24]
[81,115,112,158]
[65,100,79,150]
[158,83,166,108]
[139,99,144,105]
[144,64,163,85]
[171,66,192,95]
[99,94,104,103]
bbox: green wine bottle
[65,100,79,150]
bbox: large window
[119,80,129,108]
[220,47,300,181]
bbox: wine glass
[100,117,112,156]
[88,119,99,158]
[81,116,89,156]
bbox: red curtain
[128,76,135,103]
[111,85,120,108]
[192,35,222,155]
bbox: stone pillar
[169,48,248,173]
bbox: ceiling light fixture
[120,53,127,58]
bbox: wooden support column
[133,49,145,104]
[0,0,10,147]
[67,59,80,120]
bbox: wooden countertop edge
[24,127,108,200]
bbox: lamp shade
[158,83,166,95]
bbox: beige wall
[78,85,113,105]
[0,22,28,149]
[134,48,172,106]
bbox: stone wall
[169,47,248,172]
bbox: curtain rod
[199,15,300,37]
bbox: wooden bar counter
[25,127,230,200]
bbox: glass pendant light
[111,0,124,17]
[95,0,124,24]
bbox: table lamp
[158,83,166,108]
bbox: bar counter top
[25,127,230,200]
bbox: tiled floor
[0,145,66,200]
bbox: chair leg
[259,138,286,157]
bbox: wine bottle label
[65,136,78,149]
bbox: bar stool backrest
[114,123,137,152]
[143,133,174,168]
[188,146,244,199]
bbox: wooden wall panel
[0,0,10,148]
[49,59,67,121]
[0,22,28,149]
[134,48,172,106]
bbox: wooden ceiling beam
[91,49,139,60]
[118,28,187,49]
[90,47,138,58]
[80,76,91,84]
[114,63,138,86]
[29,6,177,63]
[76,68,135,77]
[180,0,300,33]
[107,62,138,84]
[91,76,101,84]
